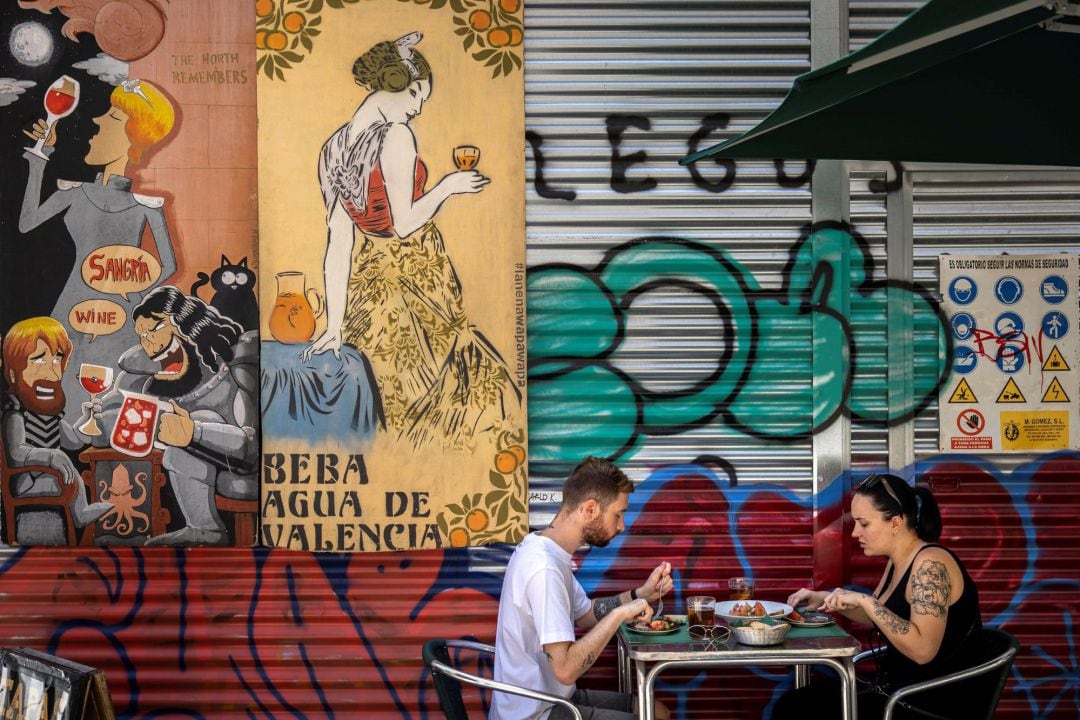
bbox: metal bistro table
[617,621,862,720]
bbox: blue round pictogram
[952,346,978,375]
[994,276,1023,305]
[993,311,1024,339]
[950,312,977,341]
[947,276,977,305]
[1042,311,1069,340]
[1040,275,1069,304]
[996,342,1025,374]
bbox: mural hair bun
[352,33,429,92]
[376,62,412,92]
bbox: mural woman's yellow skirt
[343,221,520,449]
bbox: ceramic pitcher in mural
[270,271,323,343]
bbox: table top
[619,621,862,662]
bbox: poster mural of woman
[19,78,177,418]
[304,33,520,450]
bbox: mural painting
[1,0,259,546]
[0,452,1075,718]
[257,0,528,551]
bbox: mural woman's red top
[342,159,428,237]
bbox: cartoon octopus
[97,463,150,535]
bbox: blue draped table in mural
[618,622,861,720]
[260,342,383,444]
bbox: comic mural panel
[1,1,259,546]
[258,0,528,551]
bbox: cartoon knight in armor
[93,286,258,546]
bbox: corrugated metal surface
[2,2,1080,718]
[526,5,815,713]
[909,172,1080,718]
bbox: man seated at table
[491,456,672,720]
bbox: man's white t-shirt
[490,532,592,720]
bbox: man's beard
[16,379,65,416]
[147,343,204,398]
[581,516,613,548]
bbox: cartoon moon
[10,22,54,67]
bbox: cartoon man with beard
[2,317,112,542]
[92,286,258,546]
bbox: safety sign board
[939,253,1078,452]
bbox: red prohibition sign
[957,408,985,436]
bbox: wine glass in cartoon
[26,75,80,159]
[453,145,480,170]
[77,363,113,436]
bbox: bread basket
[731,620,790,646]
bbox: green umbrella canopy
[681,0,1080,167]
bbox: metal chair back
[882,627,1020,720]
[422,638,583,720]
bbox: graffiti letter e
[607,115,658,194]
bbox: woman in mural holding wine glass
[304,33,520,449]
[19,78,178,419]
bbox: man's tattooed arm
[592,592,631,621]
[581,651,595,671]
[911,559,951,619]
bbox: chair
[853,627,1019,720]
[1,433,81,545]
[214,493,259,546]
[422,639,583,720]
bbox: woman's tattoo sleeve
[869,598,911,635]
[911,559,951,619]
[592,595,624,621]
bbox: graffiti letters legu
[527,222,952,470]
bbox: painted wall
[2,1,1079,718]
[0,450,1077,718]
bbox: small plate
[714,600,793,622]
[785,609,835,627]
[625,617,682,635]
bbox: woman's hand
[820,588,869,612]
[786,588,827,609]
[22,118,57,147]
[442,170,490,196]
[302,327,342,362]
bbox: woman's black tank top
[876,543,983,694]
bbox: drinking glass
[453,145,480,170]
[28,75,80,159]
[728,576,755,600]
[77,363,113,436]
[687,595,715,627]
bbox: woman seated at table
[774,473,983,720]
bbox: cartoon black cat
[191,255,259,332]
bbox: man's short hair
[562,456,633,510]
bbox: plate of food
[715,600,793,622]
[625,616,682,634]
[784,608,835,627]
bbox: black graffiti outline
[527,221,955,463]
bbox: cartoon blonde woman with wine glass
[304,33,520,448]
[19,78,178,419]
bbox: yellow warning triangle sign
[949,378,978,404]
[996,378,1026,403]
[1042,346,1071,372]
[1042,377,1071,403]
